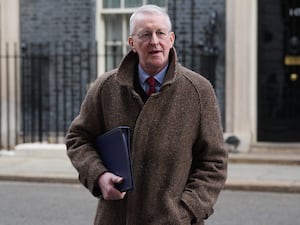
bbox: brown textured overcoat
[66,48,227,225]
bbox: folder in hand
[95,126,134,192]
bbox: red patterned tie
[146,76,156,96]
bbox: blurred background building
[0,0,299,153]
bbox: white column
[225,0,257,152]
[0,0,20,150]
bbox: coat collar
[116,47,179,89]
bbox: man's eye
[157,31,166,36]
[141,33,151,38]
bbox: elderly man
[66,4,227,225]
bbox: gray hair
[129,4,172,35]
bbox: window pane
[104,15,122,42]
[147,0,167,7]
[106,45,122,71]
[125,0,143,8]
[103,0,120,8]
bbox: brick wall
[20,0,96,43]
[20,0,97,141]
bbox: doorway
[257,0,300,142]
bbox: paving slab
[1,148,300,193]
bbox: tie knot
[146,76,156,86]
[146,76,156,95]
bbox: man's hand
[98,172,126,200]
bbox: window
[97,0,167,73]
[103,0,166,9]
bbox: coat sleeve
[181,78,228,222]
[65,78,108,197]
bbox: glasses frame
[132,29,171,41]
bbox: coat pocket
[178,202,192,225]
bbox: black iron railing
[0,41,98,149]
[0,39,220,150]
[20,41,98,144]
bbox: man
[66,4,227,225]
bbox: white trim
[99,8,136,14]
[225,0,257,152]
[122,14,129,55]
[96,0,106,75]
[0,0,20,150]
[249,0,258,144]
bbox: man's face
[128,14,175,75]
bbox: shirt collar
[138,64,168,85]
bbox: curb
[0,175,79,184]
[1,174,300,194]
[225,180,300,193]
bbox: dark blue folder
[95,126,133,192]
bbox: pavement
[1,144,300,193]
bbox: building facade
[0,0,299,152]
[19,0,97,144]
[0,0,20,149]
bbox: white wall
[0,0,20,149]
[225,0,257,152]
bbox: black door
[258,0,300,142]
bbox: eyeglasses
[133,30,170,41]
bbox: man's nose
[150,32,159,44]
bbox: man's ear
[169,32,175,47]
[128,37,135,52]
